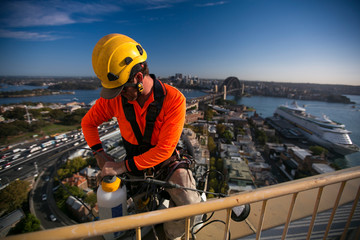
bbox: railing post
[136,227,141,240]
[355,225,360,240]
[323,181,346,240]
[256,199,268,240]
[223,208,232,240]
[307,186,324,240]
[184,217,190,240]
[340,186,360,240]
[281,192,298,240]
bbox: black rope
[119,177,228,198]
[192,219,231,240]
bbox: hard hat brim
[100,85,125,99]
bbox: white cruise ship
[274,101,359,155]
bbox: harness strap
[164,157,193,182]
[122,75,166,150]
[122,97,144,145]
[152,149,194,181]
[143,77,165,144]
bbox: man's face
[121,81,138,101]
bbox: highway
[0,131,87,186]
[0,121,118,185]
[0,121,120,229]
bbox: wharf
[266,117,304,139]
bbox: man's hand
[95,151,114,169]
[101,161,127,178]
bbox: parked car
[42,194,47,201]
[49,214,57,222]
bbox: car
[44,176,50,182]
[49,214,57,222]
[42,194,47,201]
[16,166,23,171]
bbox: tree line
[0,106,88,144]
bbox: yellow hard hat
[92,33,147,99]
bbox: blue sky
[0,0,359,86]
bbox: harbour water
[0,85,358,167]
[0,84,101,105]
[228,94,360,168]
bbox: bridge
[187,76,243,108]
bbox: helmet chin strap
[122,81,144,94]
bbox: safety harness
[121,74,165,157]
[121,75,193,179]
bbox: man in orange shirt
[81,33,201,239]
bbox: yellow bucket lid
[102,176,121,192]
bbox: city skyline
[0,0,359,86]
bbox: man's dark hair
[128,62,149,82]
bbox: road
[0,121,118,229]
[0,121,118,185]
[33,163,79,229]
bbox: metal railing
[6,166,360,240]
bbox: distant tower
[25,106,31,124]
[223,85,227,100]
[34,162,38,176]
[242,83,245,95]
[215,85,218,93]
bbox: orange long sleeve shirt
[81,82,186,172]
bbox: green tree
[207,136,216,153]
[57,168,71,180]
[209,168,217,177]
[223,130,233,143]
[28,109,42,119]
[49,109,65,121]
[65,157,87,173]
[209,178,218,192]
[68,185,86,199]
[3,107,26,120]
[216,158,224,172]
[309,146,328,156]
[207,187,215,199]
[61,113,77,125]
[61,109,87,125]
[28,120,47,132]
[210,157,216,167]
[55,184,86,209]
[9,213,41,234]
[0,122,19,138]
[204,109,214,121]
[255,129,267,145]
[220,182,229,195]
[216,124,226,136]
[237,127,245,135]
[0,180,30,213]
[193,125,205,135]
[85,193,97,208]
